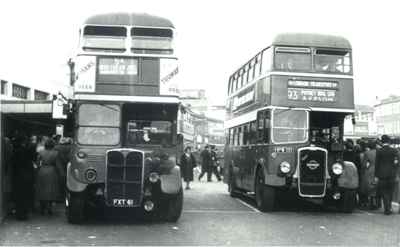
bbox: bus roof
[84,12,174,28]
[272,33,352,49]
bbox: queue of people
[345,134,400,215]
[2,134,72,220]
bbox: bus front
[267,33,357,211]
[66,13,183,223]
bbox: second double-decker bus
[66,13,183,223]
[225,33,358,212]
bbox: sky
[1,0,399,107]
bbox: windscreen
[126,120,172,146]
[78,104,120,145]
[272,109,308,143]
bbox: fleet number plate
[113,199,135,207]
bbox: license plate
[113,199,135,207]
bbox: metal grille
[87,154,105,167]
[298,148,326,197]
[106,149,143,207]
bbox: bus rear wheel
[255,170,275,212]
[164,188,183,222]
[66,192,85,224]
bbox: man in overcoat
[375,135,400,215]
[198,145,212,182]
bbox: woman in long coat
[36,138,60,215]
[360,141,378,209]
[180,146,196,190]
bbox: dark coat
[180,153,196,182]
[36,149,60,201]
[360,149,377,195]
[12,142,35,218]
[200,149,212,168]
[375,145,400,179]
[54,144,71,178]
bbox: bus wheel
[255,170,275,212]
[66,192,85,224]
[339,189,356,213]
[228,168,239,197]
[164,188,183,222]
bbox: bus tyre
[255,170,275,212]
[164,188,183,222]
[67,192,85,224]
[339,189,356,213]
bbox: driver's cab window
[257,110,271,144]
[126,120,172,146]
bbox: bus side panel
[241,145,256,191]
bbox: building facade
[375,95,400,136]
[1,79,53,101]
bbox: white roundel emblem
[306,160,320,170]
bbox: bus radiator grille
[105,150,144,207]
[298,148,326,197]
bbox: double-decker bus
[225,33,358,212]
[66,13,183,223]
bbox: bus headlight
[279,161,291,174]
[149,172,160,183]
[77,151,87,159]
[332,163,343,175]
[85,169,97,182]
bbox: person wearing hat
[198,145,212,182]
[374,135,400,215]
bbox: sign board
[160,58,179,96]
[74,56,96,93]
[52,94,68,119]
[287,80,338,102]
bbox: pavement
[1,179,400,246]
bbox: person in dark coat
[180,146,196,190]
[12,135,35,220]
[36,139,60,215]
[210,145,222,181]
[54,137,72,200]
[360,140,379,209]
[198,145,212,182]
[375,135,400,215]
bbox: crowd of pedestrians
[1,133,72,220]
[179,144,223,189]
[346,134,400,215]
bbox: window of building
[34,90,49,100]
[1,80,7,95]
[12,84,29,99]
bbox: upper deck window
[274,47,312,72]
[314,49,351,74]
[131,27,173,54]
[82,26,127,52]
